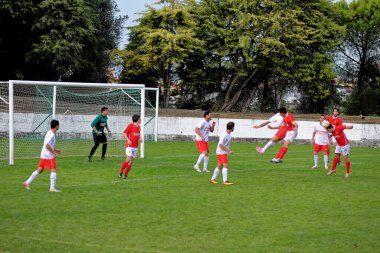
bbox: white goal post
[1,80,159,165]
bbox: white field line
[0,234,171,253]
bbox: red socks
[331,157,339,171]
[275,147,288,159]
[119,161,133,176]
[124,164,132,177]
[345,160,350,174]
[119,161,128,173]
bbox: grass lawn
[0,141,379,253]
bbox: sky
[115,0,156,48]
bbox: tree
[121,0,204,108]
[182,0,342,112]
[335,0,380,115]
[0,0,37,80]
[0,0,125,81]
[69,0,127,82]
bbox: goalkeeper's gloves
[95,130,103,136]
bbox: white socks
[324,155,329,167]
[222,168,228,182]
[262,140,274,153]
[50,172,57,190]
[314,154,329,167]
[211,167,220,180]
[314,155,319,167]
[196,153,205,166]
[203,156,209,170]
[26,170,39,185]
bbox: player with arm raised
[210,122,235,186]
[254,109,286,155]
[118,114,142,179]
[311,115,331,170]
[88,107,112,162]
[193,111,216,173]
[22,120,62,192]
[325,123,354,177]
[271,107,298,163]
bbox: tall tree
[26,0,95,80]
[69,0,127,82]
[0,0,37,80]
[183,0,342,112]
[336,0,380,115]
[121,0,204,108]
[0,0,125,81]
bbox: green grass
[0,141,379,253]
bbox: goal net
[0,80,159,165]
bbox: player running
[119,114,142,179]
[325,122,353,177]
[88,107,112,162]
[254,109,285,155]
[311,115,331,170]
[22,120,62,192]
[194,111,216,173]
[271,107,298,163]
[210,122,235,186]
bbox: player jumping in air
[119,114,142,179]
[88,107,112,162]
[22,120,62,192]
[271,107,298,163]
[210,122,235,186]
[194,111,215,173]
[326,108,343,127]
[325,123,353,177]
[254,109,285,155]
[311,115,331,170]
[326,107,343,163]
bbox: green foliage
[180,0,343,112]
[120,0,204,107]
[336,0,380,115]
[0,0,125,81]
[26,0,95,79]
[1,142,380,252]
[120,0,343,112]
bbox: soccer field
[0,141,379,253]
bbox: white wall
[1,113,379,145]
[157,117,380,145]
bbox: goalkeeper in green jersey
[88,107,112,161]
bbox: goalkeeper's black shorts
[92,132,107,144]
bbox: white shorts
[126,147,138,158]
[335,144,350,156]
[284,130,298,143]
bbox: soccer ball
[321,120,330,128]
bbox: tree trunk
[162,70,171,108]
[212,74,240,111]
[221,69,257,111]
[241,85,258,112]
